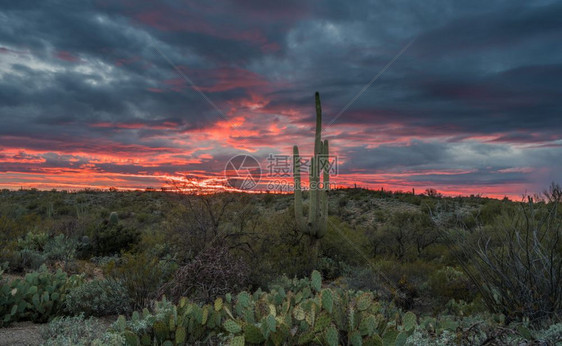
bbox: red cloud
[156,66,277,94]
[55,50,80,62]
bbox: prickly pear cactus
[224,319,242,334]
[311,270,322,292]
[0,266,82,326]
[90,269,483,346]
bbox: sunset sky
[0,1,561,198]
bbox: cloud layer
[1,0,561,198]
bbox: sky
[0,0,561,198]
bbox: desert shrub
[161,192,261,273]
[65,279,132,317]
[88,222,140,257]
[444,298,487,316]
[82,212,140,257]
[375,260,435,287]
[406,329,458,346]
[46,217,81,238]
[90,255,120,267]
[477,199,511,224]
[317,256,351,280]
[0,265,83,326]
[160,244,249,303]
[451,197,562,325]
[342,262,423,311]
[407,314,562,345]
[138,229,174,260]
[392,276,419,310]
[534,323,562,344]
[18,231,49,251]
[370,260,444,310]
[41,314,105,346]
[0,214,26,244]
[162,192,238,259]
[12,249,47,271]
[44,234,77,262]
[428,266,475,304]
[421,243,454,264]
[371,211,439,261]
[104,252,175,310]
[321,216,370,266]
[6,233,78,272]
[345,267,385,292]
[247,209,313,287]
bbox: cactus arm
[308,152,317,233]
[314,92,322,157]
[293,145,307,233]
[309,93,323,236]
[319,140,329,238]
[323,140,330,191]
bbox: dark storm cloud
[413,2,562,57]
[0,0,560,193]
[344,141,450,172]
[261,1,562,142]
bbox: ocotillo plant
[293,92,330,265]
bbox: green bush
[444,298,486,316]
[368,211,439,261]
[428,266,475,304]
[87,220,140,257]
[13,249,47,271]
[104,252,175,310]
[317,256,351,280]
[452,198,562,325]
[247,209,312,286]
[65,279,132,317]
[5,232,78,272]
[44,234,77,262]
[7,232,50,271]
[534,323,562,345]
[321,216,370,266]
[371,260,434,298]
[161,244,249,303]
[344,266,386,293]
[41,314,105,346]
[18,232,49,252]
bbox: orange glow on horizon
[0,167,528,201]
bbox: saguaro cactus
[293,92,330,263]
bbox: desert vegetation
[1,98,560,344]
[0,182,561,345]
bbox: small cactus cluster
[293,92,330,241]
[0,265,83,326]
[100,271,463,346]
